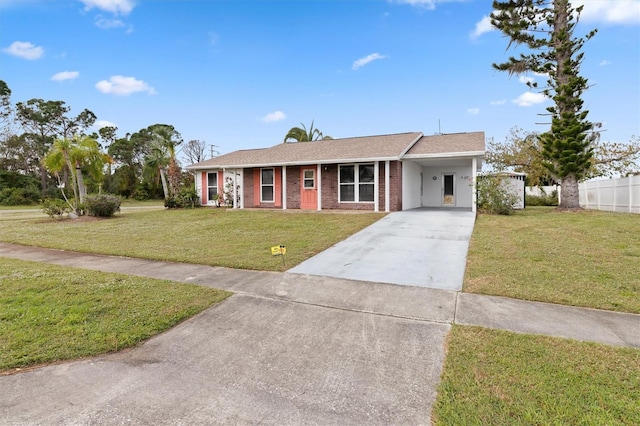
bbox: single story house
[185,131,485,212]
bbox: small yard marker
[271,244,287,266]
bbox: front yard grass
[0,257,231,373]
[464,207,640,313]
[433,325,640,426]
[0,208,383,271]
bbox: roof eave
[402,150,485,160]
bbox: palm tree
[44,136,110,213]
[143,139,170,200]
[146,124,182,199]
[284,120,332,143]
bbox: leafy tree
[487,128,640,185]
[284,120,332,143]
[15,99,96,191]
[491,0,597,209]
[0,80,13,136]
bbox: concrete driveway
[289,208,476,291]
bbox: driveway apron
[289,208,476,291]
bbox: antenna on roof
[437,119,442,135]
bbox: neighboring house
[186,131,485,212]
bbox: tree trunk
[159,167,170,200]
[559,173,581,209]
[76,165,87,204]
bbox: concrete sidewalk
[1,242,638,347]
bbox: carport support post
[385,160,390,212]
[374,161,379,212]
[471,157,477,213]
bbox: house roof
[186,131,484,170]
[404,132,485,157]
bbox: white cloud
[79,0,135,15]
[94,120,117,129]
[95,75,156,96]
[389,0,465,10]
[95,16,125,29]
[512,91,547,107]
[352,53,387,70]
[599,59,611,66]
[490,99,507,106]
[51,71,79,81]
[574,0,640,25]
[519,76,535,85]
[471,16,493,39]
[467,108,480,115]
[260,111,286,123]
[2,41,43,60]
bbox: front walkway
[289,209,476,291]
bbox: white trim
[239,169,244,209]
[385,160,390,212]
[374,161,379,212]
[317,164,322,211]
[398,133,425,158]
[282,166,287,210]
[402,151,485,160]
[338,163,375,203]
[260,167,275,203]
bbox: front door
[300,167,317,210]
[442,173,455,206]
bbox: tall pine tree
[491,0,597,208]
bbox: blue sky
[1,0,639,163]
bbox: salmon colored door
[300,167,318,210]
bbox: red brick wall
[242,162,403,211]
[286,166,301,209]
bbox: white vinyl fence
[579,175,640,214]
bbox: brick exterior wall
[242,161,403,211]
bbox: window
[261,168,274,202]
[207,172,218,201]
[339,164,374,202]
[303,169,315,189]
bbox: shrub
[0,187,41,206]
[477,175,520,215]
[85,194,122,217]
[526,190,559,207]
[41,198,69,219]
[165,188,201,209]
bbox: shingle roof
[404,132,485,157]
[186,131,484,170]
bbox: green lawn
[433,325,640,426]
[464,207,640,313]
[0,208,383,271]
[0,257,231,373]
